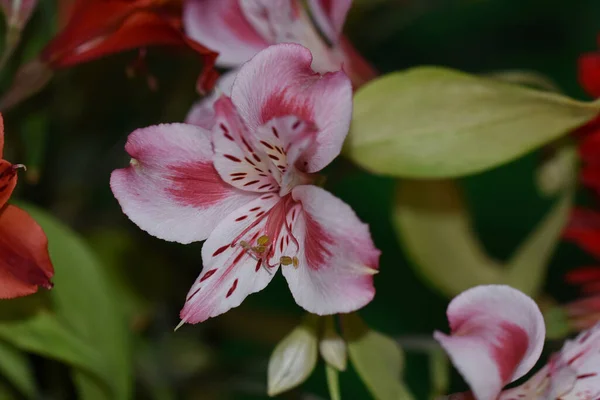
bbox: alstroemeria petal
[499,323,600,400]
[579,51,600,98]
[434,285,545,400]
[0,112,4,157]
[212,97,279,193]
[281,185,379,315]
[186,70,238,129]
[180,194,282,324]
[0,160,17,208]
[564,208,600,259]
[231,43,353,173]
[0,205,53,299]
[555,323,600,399]
[306,0,351,44]
[42,4,218,92]
[183,0,268,67]
[111,123,256,245]
[238,0,299,43]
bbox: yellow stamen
[280,256,293,266]
[253,245,267,254]
[257,235,270,246]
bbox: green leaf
[393,178,574,297]
[0,204,132,400]
[484,70,562,93]
[326,364,341,400]
[345,66,598,178]
[0,340,35,399]
[341,313,413,400]
[0,312,109,390]
[267,314,319,397]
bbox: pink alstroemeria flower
[437,285,600,400]
[110,43,379,324]
[183,0,376,129]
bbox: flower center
[230,194,302,273]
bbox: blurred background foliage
[1,0,600,398]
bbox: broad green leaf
[326,364,341,400]
[393,178,574,297]
[346,67,598,178]
[484,70,561,92]
[0,340,35,399]
[267,315,319,397]
[2,204,132,400]
[341,314,413,400]
[319,316,347,371]
[0,312,109,391]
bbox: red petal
[41,1,218,92]
[0,205,54,299]
[565,266,600,285]
[579,51,600,98]
[0,111,4,157]
[564,208,600,259]
[0,161,17,209]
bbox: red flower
[0,114,54,299]
[40,0,219,92]
[579,33,600,98]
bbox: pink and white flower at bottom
[111,43,379,324]
[436,285,600,400]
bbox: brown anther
[292,257,299,268]
[257,235,270,246]
[280,256,293,266]
[240,240,251,249]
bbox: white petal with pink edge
[434,285,546,400]
[183,0,268,67]
[231,43,353,173]
[212,96,279,193]
[498,323,600,400]
[180,193,284,324]
[110,123,256,244]
[185,70,238,129]
[238,0,299,43]
[306,0,351,44]
[555,323,600,399]
[281,185,379,315]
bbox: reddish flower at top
[41,0,218,92]
[110,44,380,324]
[436,285,600,400]
[560,35,600,332]
[0,114,54,299]
[184,0,376,128]
[579,34,600,98]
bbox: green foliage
[341,313,414,400]
[346,67,598,178]
[0,205,132,400]
[326,364,341,400]
[393,175,574,297]
[0,340,35,398]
